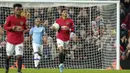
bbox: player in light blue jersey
[29,18,47,69]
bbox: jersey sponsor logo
[20,21,24,25]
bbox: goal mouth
[0,1,119,70]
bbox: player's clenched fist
[16,26,23,31]
[12,26,23,31]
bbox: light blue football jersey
[29,26,46,44]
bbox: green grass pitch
[0,68,130,73]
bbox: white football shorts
[57,39,69,49]
[6,42,24,56]
[32,43,43,55]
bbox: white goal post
[0,1,120,70]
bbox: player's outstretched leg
[5,56,11,73]
[17,55,22,73]
[59,47,65,73]
[34,52,41,69]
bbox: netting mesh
[0,2,117,69]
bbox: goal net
[0,2,118,69]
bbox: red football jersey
[4,15,26,45]
[56,17,74,41]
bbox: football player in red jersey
[4,4,27,73]
[50,8,74,73]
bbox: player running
[29,18,47,69]
[50,8,74,73]
[4,4,27,73]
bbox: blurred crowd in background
[120,0,130,60]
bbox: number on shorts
[19,46,23,51]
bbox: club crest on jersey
[20,21,24,25]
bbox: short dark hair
[13,3,22,9]
[61,8,67,13]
